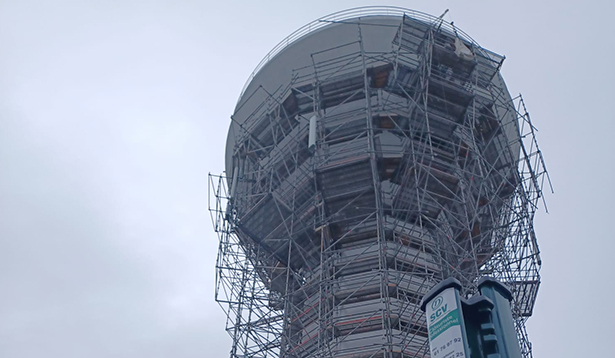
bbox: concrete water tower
[209,7,550,358]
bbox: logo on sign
[431,296,443,310]
[429,295,448,323]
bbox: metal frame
[210,8,550,358]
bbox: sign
[425,287,466,358]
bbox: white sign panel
[425,287,466,358]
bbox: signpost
[421,277,525,358]
[421,278,470,358]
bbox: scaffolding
[209,7,550,358]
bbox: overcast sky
[0,0,613,357]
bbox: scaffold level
[209,7,551,358]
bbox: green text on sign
[428,308,460,340]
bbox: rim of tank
[236,5,503,102]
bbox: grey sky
[0,1,612,357]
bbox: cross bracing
[210,8,550,358]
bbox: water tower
[209,7,550,358]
